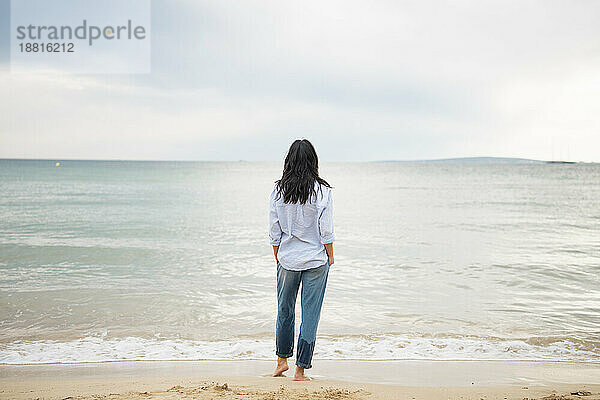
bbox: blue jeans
[275,259,330,369]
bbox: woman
[268,139,335,381]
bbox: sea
[0,159,598,364]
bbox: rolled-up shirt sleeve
[268,187,282,246]
[318,189,335,244]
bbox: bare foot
[293,366,311,381]
[272,357,289,377]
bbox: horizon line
[0,156,596,163]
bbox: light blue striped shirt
[269,182,335,271]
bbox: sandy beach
[1,360,599,400]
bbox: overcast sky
[1,0,599,161]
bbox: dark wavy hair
[275,139,331,204]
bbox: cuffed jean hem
[295,360,312,369]
[276,351,293,358]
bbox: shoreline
[3,357,600,369]
[2,359,599,399]
[3,334,596,365]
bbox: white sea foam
[1,335,598,364]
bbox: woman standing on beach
[268,139,335,381]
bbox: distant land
[377,157,577,164]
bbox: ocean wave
[1,334,598,364]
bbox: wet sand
[1,360,599,399]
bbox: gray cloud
[1,0,599,161]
